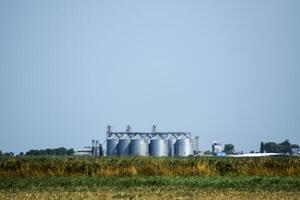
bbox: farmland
[0,157,300,199]
[1,156,300,177]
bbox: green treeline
[0,150,14,157]
[0,157,299,177]
[0,147,75,157]
[25,147,74,156]
[260,140,299,153]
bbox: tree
[260,140,299,154]
[19,152,24,156]
[99,144,103,156]
[264,142,278,153]
[55,147,67,155]
[0,150,2,156]
[25,150,39,156]
[67,148,75,155]
[224,144,235,155]
[291,144,300,148]
[260,142,264,153]
[281,140,291,146]
[25,147,74,156]
[4,152,14,157]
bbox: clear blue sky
[1,1,299,154]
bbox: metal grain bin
[174,136,193,157]
[166,134,176,156]
[106,134,119,156]
[149,135,168,157]
[118,134,131,156]
[130,135,149,156]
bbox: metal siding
[174,138,193,157]
[130,139,149,156]
[149,139,168,157]
[118,139,131,156]
[167,138,176,156]
[106,139,119,156]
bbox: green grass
[1,176,300,191]
[1,156,300,177]
[1,157,299,199]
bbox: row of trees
[205,139,299,155]
[223,140,299,155]
[260,140,299,154]
[25,147,75,156]
[0,150,14,157]
[221,140,300,154]
[0,148,75,157]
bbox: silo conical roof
[176,135,188,140]
[166,134,175,140]
[108,134,119,140]
[119,134,130,139]
[131,134,144,140]
[151,135,162,140]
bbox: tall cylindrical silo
[166,134,176,156]
[130,135,149,156]
[174,136,193,157]
[118,134,131,156]
[106,134,119,156]
[149,135,168,157]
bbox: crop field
[1,156,300,177]
[1,186,300,200]
[0,157,299,199]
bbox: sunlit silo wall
[166,135,176,156]
[106,135,119,156]
[149,135,168,157]
[174,136,193,157]
[118,135,131,156]
[130,135,149,156]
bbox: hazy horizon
[1,1,300,154]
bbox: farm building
[106,125,196,157]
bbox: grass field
[1,156,300,177]
[1,176,300,200]
[1,187,300,200]
[0,157,299,199]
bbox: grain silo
[166,134,176,156]
[174,135,193,157]
[106,134,119,156]
[130,135,149,156]
[149,135,168,157]
[105,125,195,157]
[118,134,131,156]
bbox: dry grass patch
[1,187,300,200]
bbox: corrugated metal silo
[106,134,119,156]
[166,134,176,156]
[118,134,131,156]
[130,135,149,156]
[149,135,168,157]
[174,136,193,157]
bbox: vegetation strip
[1,187,300,200]
[1,157,300,177]
[0,176,300,191]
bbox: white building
[212,141,222,154]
